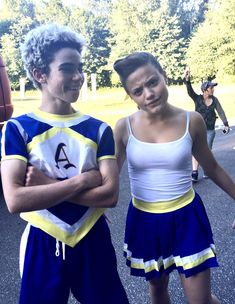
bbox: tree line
[0,0,234,90]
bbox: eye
[148,78,159,87]
[132,87,143,96]
[60,65,74,73]
[59,63,83,74]
[64,67,73,73]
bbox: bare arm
[24,158,119,208]
[114,118,128,172]
[184,68,198,101]
[73,158,119,208]
[1,159,101,214]
[190,111,235,199]
[190,112,235,228]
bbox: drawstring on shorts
[55,239,66,260]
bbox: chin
[69,93,80,103]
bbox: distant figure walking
[184,68,230,182]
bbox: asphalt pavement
[0,127,234,304]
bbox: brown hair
[113,52,166,92]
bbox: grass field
[11,84,235,128]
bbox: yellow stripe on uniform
[124,244,216,273]
[27,127,97,152]
[132,188,195,213]
[1,154,28,162]
[21,207,106,247]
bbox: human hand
[184,66,191,81]
[232,219,235,229]
[222,126,230,134]
[25,165,54,186]
[82,169,102,189]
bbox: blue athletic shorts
[19,216,129,304]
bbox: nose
[144,87,154,99]
[72,69,83,81]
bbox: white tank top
[126,112,193,203]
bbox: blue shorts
[19,216,129,304]
[124,192,218,280]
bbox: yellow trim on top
[33,109,82,122]
[1,155,28,162]
[98,155,116,161]
[27,127,97,152]
[21,207,106,247]
[132,188,195,213]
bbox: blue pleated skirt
[124,192,218,281]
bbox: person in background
[113,51,235,304]
[184,68,230,182]
[0,23,128,304]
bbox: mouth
[67,82,83,91]
[146,98,160,107]
[69,87,80,91]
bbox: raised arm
[184,67,198,101]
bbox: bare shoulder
[115,116,126,131]
[114,116,128,145]
[189,111,206,139]
[170,106,188,123]
[114,117,127,140]
[189,111,205,125]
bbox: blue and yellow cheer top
[1,109,116,247]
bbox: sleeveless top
[126,112,193,203]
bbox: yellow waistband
[132,188,195,213]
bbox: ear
[32,68,47,84]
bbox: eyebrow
[59,62,83,68]
[131,75,159,91]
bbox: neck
[39,101,75,115]
[203,93,212,100]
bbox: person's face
[205,86,215,97]
[126,63,168,114]
[42,47,84,104]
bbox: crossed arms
[1,157,119,213]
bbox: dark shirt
[185,81,228,130]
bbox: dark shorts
[20,216,129,304]
[124,192,218,280]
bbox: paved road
[0,127,234,304]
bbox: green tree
[186,0,235,83]
[110,0,187,84]
[0,0,36,89]
[69,1,113,87]
[109,0,150,60]
[35,0,71,25]
[169,0,209,38]
[143,2,186,83]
